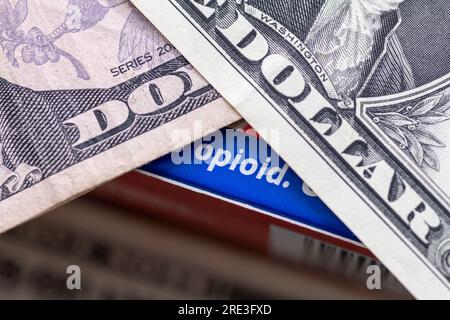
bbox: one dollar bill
[0,0,239,231]
[132,0,450,299]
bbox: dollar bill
[132,0,450,299]
[0,0,239,232]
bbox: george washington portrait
[243,0,450,100]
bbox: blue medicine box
[141,128,359,243]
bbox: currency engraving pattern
[0,0,221,200]
[165,0,450,286]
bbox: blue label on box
[141,128,358,242]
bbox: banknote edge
[131,0,450,299]
[0,97,239,234]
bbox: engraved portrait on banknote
[237,2,450,176]
[134,0,450,295]
[0,1,233,205]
